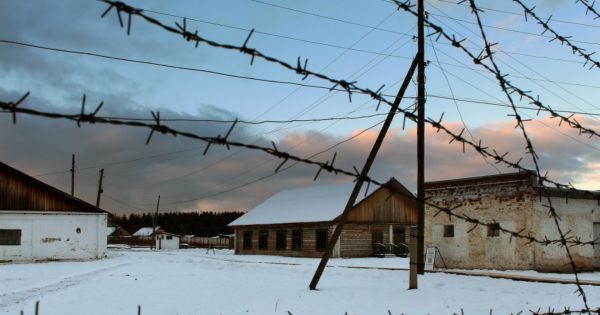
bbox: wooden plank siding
[340,223,412,257]
[0,162,106,214]
[234,223,332,258]
[347,185,417,224]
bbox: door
[594,223,600,268]
[393,228,406,245]
[393,228,408,257]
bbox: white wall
[0,211,107,261]
[156,234,180,250]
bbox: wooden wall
[347,185,417,224]
[0,163,104,213]
[234,223,332,258]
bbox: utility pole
[95,168,104,208]
[152,195,160,250]
[70,154,76,196]
[416,0,426,275]
[309,56,419,290]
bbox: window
[243,231,252,249]
[443,225,454,238]
[166,235,173,240]
[372,231,383,244]
[0,229,21,246]
[276,230,287,250]
[258,230,269,250]
[487,223,500,237]
[292,229,303,250]
[316,229,328,251]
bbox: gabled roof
[0,161,109,214]
[133,226,162,236]
[229,178,412,227]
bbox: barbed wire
[510,0,600,70]
[529,307,600,315]
[2,93,598,249]
[390,0,600,144]
[434,0,600,28]
[465,0,590,311]
[94,0,600,200]
[575,0,600,20]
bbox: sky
[1,0,600,214]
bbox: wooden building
[425,171,600,271]
[0,162,109,262]
[229,178,417,258]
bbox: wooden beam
[95,168,104,208]
[309,55,419,290]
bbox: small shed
[229,178,417,258]
[0,162,109,262]
[155,232,181,250]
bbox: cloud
[2,84,599,215]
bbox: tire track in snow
[0,262,129,309]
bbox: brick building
[425,171,600,271]
[229,178,417,258]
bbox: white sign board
[424,247,436,271]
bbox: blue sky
[1,0,600,213]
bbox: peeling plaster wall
[425,179,538,270]
[532,197,600,271]
[425,178,600,271]
[0,211,107,262]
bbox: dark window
[258,230,269,250]
[372,231,383,244]
[0,229,21,246]
[243,231,252,249]
[166,235,173,240]
[276,230,287,250]
[292,229,303,250]
[316,229,328,251]
[443,225,454,238]
[487,223,500,237]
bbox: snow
[229,182,371,226]
[106,226,116,235]
[132,226,159,237]
[1,250,599,315]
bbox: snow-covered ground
[1,249,599,315]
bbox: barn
[424,171,600,272]
[0,162,109,262]
[229,178,417,258]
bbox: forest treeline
[111,211,244,237]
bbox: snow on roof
[229,182,370,227]
[107,226,116,235]
[133,226,160,236]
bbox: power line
[424,9,600,120]
[31,148,198,177]
[252,0,600,54]
[429,37,500,174]
[5,37,599,104]
[159,119,385,206]
[434,0,600,28]
[5,36,598,90]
